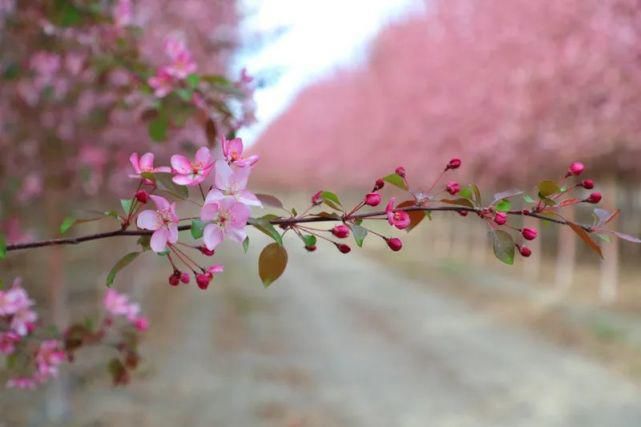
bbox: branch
[5,206,590,253]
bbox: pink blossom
[129,152,171,179]
[385,197,411,230]
[148,67,174,98]
[113,0,133,27]
[35,340,65,379]
[205,161,261,207]
[200,198,250,250]
[220,137,259,167]
[0,332,20,355]
[164,37,188,61]
[133,316,149,332]
[170,147,214,186]
[136,195,179,252]
[10,308,37,337]
[6,377,38,390]
[0,279,33,317]
[166,51,197,80]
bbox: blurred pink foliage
[253,0,641,189]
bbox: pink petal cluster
[103,289,148,330]
[385,197,411,230]
[129,152,171,179]
[147,37,197,96]
[220,137,259,168]
[205,160,261,207]
[113,0,133,27]
[0,279,38,336]
[171,146,214,186]
[200,198,251,250]
[35,340,66,379]
[136,195,179,252]
[148,68,174,98]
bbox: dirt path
[27,235,641,426]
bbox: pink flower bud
[374,179,385,191]
[199,246,215,256]
[180,272,190,284]
[332,225,350,238]
[522,227,538,241]
[168,271,180,286]
[494,212,508,226]
[387,238,403,252]
[447,158,462,170]
[568,162,585,176]
[395,166,406,178]
[519,246,532,257]
[135,190,149,204]
[446,181,460,195]
[196,273,212,290]
[134,316,150,332]
[581,179,594,189]
[364,192,381,207]
[586,192,602,204]
[311,191,323,205]
[336,243,351,254]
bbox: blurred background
[3,0,641,426]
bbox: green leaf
[258,243,288,287]
[176,88,193,102]
[148,115,168,142]
[301,234,317,247]
[349,224,368,247]
[248,216,283,245]
[120,199,133,215]
[538,180,561,198]
[459,187,473,200]
[242,236,250,253]
[191,220,205,239]
[523,194,536,204]
[495,199,511,213]
[106,252,140,287]
[0,233,6,260]
[155,173,188,199]
[186,74,200,88]
[137,235,151,251]
[491,230,515,265]
[321,191,342,210]
[104,210,120,220]
[59,216,76,235]
[382,173,408,191]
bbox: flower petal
[139,152,155,171]
[203,224,223,250]
[136,210,162,231]
[200,202,220,221]
[149,195,171,211]
[150,228,169,252]
[204,189,225,205]
[237,190,262,207]
[195,146,211,165]
[214,160,233,190]
[167,224,179,244]
[129,152,140,173]
[170,155,192,174]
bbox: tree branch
[5,206,589,253]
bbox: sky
[235,0,424,144]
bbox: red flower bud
[581,179,594,189]
[568,162,585,176]
[196,273,212,290]
[446,158,462,170]
[387,237,403,252]
[522,227,538,241]
[168,271,180,287]
[395,166,406,178]
[332,224,350,238]
[199,246,215,256]
[458,210,468,216]
[305,245,317,252]
[519,246,532,257]
[364,192,381,207]
[374,179,385,191]
[180,272,190,284]
[586,192,602,204]
[336,243,351,254]
[446,181,460,195]
[494,212,508,226]
[311,190,323,205]
[135,190,149,204]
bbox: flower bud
[336,243,351,254]
[199,246,215,256]
[522,227,538,241]
[581,179,594,189]
[494,212,508,226]
[364,192,381,207]
[387,237,403,252]
[196,273,212,290]
[168,271,180,287]
[180,272,190,284]
[586,192,602,204]
[135,190,149,204]
[395,166,406,178]
[519,246,532,257]
[446,181,460,195]
[332,225,350,238]
[446,158,462,170]
[458,210,468,217]
[311,190,323,205]
[374,179,385,191]
[305,245,317,252]
[568,162,585,176]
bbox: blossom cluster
[130,136,261,289]
[1,281,147,390]
[148,37,198,98]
